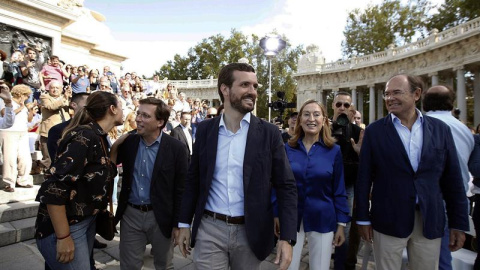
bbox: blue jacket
[355,114,469,239]
[285,139,350,233]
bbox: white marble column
[357,89,364,117]
[455,66,467,123]
[322,91,328,108]
[377,88,384,119]
[474,69,480,127]
[369,85,375,123]
[429,72,439,87]
[351,88,357,108]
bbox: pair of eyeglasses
[335,102,351,108]
[136,112,152,119]
[382,90,406,99]
[206,114,216,118]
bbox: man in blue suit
[355,74,469,269]
[176,62,298,270]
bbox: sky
[84,0,445,77]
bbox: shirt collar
[391,108,424,124]
[425,110,452,117]
[140,132,163,147]
[219,112,251,129]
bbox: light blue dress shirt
[426,110,474,192]
[391,109,424,172]
[204,113,251,217]
[128,133,162,205]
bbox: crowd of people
[1,48,480,270]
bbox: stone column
[429,72,439,87]
[322,91,328,108]
[474,69,480,126]
[357,89,364,117]
[369,85,376,123]
[351,88,357,108]
[377,88,384,119]
[454,66,467,123]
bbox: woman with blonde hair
[276,99,350,270]
[123,111,137,133]
[1,84,33,192]
[35,91,123,269]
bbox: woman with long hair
[35,91,123,269]
[88,69,100,91]
[277,99,350,270]
[123,111,137,133]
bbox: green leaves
[154,29,304,119]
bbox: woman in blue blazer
[280,99,350,270]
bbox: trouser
[119,205,174,270]
[289,221,334,270]
[37,216,96,270]
[193,215,261,270]
[334,184,360,270]
[473,194,480,269]
[1,130,33,187]
[39,136,51,169]
[372,210,441,270]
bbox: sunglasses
[335,102,351,109]
[206,114,216,118]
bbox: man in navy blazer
[355,74,469,269]
[176,62,298,270]
[112,98,189,270]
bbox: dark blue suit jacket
[178,114,298,260]
[355,114,469,239]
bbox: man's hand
[175,227,191,258]
[0,83,12,106]
[350,129,364,155]
[274,240,293,270]
[449,229,465,251]
[171,227,180,247]
[333,225,345,247]
[274,217,280,238]
[56,236,75,263]
[358,224,373,243]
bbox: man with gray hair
[423,84,474,270]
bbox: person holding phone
[70,66,90,94]
[0,81,15,129]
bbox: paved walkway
[0,233,377,270]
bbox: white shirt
[426,110,474,193]
[6,100,28,132]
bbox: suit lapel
[177,126,191,152]
[205,118,220,188]
[151,134,167,187]
[418,116,433,171]
[243,115,261,192]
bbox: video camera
[331,113,351,142]
[268,91,295,112]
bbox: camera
[332,113,351,141]
[268,91,295,112]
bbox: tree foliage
[155,29,304,119]
[428,0,480,31]
[342,0,431,58]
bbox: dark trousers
[473,195,480,269]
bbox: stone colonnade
[295,17,480,126]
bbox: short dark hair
[139,97,170,130]
[71,93,90,104]
[50,55,59,61]
[335,91,351,98]
[25,47,36,54]
[422,85,455,112]
[217,63,255,102]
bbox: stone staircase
[0,173,44,247]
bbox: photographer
[331,92,363,270]
[19,47,45,103]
